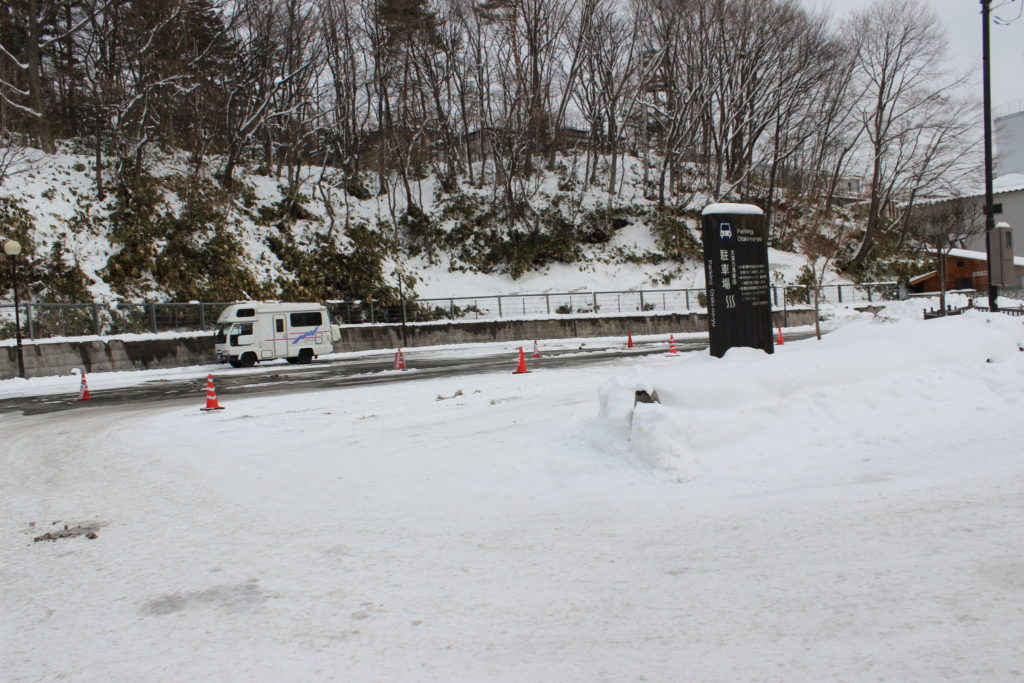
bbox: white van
[213,302,342,367]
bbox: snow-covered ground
[2,299,1023,681]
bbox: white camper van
[213,302,342,367]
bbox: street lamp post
[4,239,25,378]
[394,264,408,348]
[981,0,999,311]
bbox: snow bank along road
[0,331,815,415]
[3,311,1021,682]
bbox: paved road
[1,333,815,415]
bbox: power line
[992,0,1022,25]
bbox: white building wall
[995,110,1024,176]
[964,189,1024,287]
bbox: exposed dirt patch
[31,520,102,543]
[142,580,270,616]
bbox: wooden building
[909,248,1024,293]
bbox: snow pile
[595,312,1024,486]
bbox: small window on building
[956,260,965,267]
[236,308,256,318]
[275,319,284,333]
[290,311,323,327]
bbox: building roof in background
[922,173,1024,205]
[934,247,1024,267]
[908,270,937,285]
[992,173,1024,194]
[988,173,1024,195]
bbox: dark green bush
[650,208,702,261]
[268,221,397,303]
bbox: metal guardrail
[0,282,900,342]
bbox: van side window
[275,319,284,333]
[236,308,256,318]
[290,311,322,327]
[230,323,253,346]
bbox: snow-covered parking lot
[2,302,1024,682]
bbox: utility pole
[981,0,999,310]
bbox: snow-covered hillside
[1,146,821,303]
[2,300,1022,680]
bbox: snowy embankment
[1,146,818,302]
[2,302,1023,681]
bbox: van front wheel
[297,348,314,364]
[240,352,257,367]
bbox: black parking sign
[701,204,773,358]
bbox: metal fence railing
[0,282,901,342]
[408,282,899,320]
[0,302,237,342]
[815,282,901,305]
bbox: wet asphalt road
[1,332,815,416]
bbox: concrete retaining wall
[0,309,816,379]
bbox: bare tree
[584,0,642,195]
[215,0,323,192]
[916,194,986,312]
[632,0,704,207]
[795,207,858,340]
[0,131,34,186]
[847,0,971,269]
[1,0,113,152]
[477,0,573,215]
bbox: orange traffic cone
[776,327,785,345]
[532,339,542,359]
[201,373,225,411]
[668,335,677,354]
[393,349,407,370]
[627,332,634,349]
[77,372,92,401]
[513,347,530,374]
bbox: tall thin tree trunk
[26,0,55,153]
[95,123,105,200]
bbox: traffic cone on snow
[393,349,407,370]
[627,332,634,349]
[668,335,677,354]
[200,373,224,411]
[776,327,785,345]
[532,339,542,359]
[77,372,92,401]
[513,347,530,374]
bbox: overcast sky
[803,0,1024,114]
